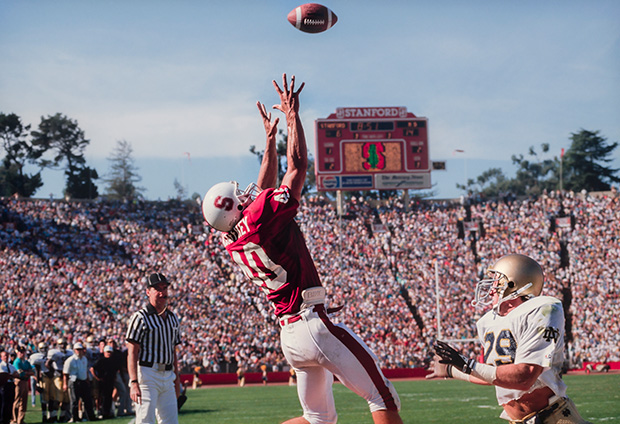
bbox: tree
[562,129,619,192]
[458,143,560,197]
[456,168,510,197]
[31,113,89,170]
[174,178,187,200]
[458,130,619,198]
[103,140,144,201]
[65,164,99,199]
[0,112,42,197]
[509,143,559,196]
[30,113,99,198]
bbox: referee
[126,273,181,424]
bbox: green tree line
[456,130,619,197]
[0,112,143,200]
[2,110,618,200]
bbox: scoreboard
[315,106,430,191]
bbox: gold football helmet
[56,337,68,352]
[473,254,544,313]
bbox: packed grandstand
[1,189,618,375]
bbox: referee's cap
[147,272,170,287]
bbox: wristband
[471,362,497,384]
[450,366,472,382]
[446,365,453,378]
[130,380,139,384]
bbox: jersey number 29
[483,330,517,365]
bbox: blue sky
[1,0,619,200]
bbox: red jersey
[222,186,322,317]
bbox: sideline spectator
[1,351,18,424]
[106,340,131,417]
[236,364,245,387]
[90,346,119,420]
[63,342,96,422]
[191,366,202,390]
[12,346,34,424]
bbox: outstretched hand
[434,340,475,374]
[425,355,450,379]
[272,73,305,117]
[257,101,279,139]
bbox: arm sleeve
[62,358,72,375]
[13,359,24,372]
[175,314,182,346]
[125,312,144,344]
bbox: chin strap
[494,282,533,314]
[503,282,533,302]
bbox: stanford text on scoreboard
[315,107,430,191]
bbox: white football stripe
[328,9,333,28]
[295,7,302,29]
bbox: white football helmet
[473,253,544,313]
[202,181,261,232]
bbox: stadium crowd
[1,188,619,394]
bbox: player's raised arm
[273,73,307,201]
[256,101,279,190]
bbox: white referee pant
[136,365,178,424]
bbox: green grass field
[24,374,619,423]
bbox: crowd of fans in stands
[1,188,618,378]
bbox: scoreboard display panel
[315,107,430,191]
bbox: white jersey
[29,352,50,374]
[476,296,567,406]
[47,348,73,376]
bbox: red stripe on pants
[315,306,398,411]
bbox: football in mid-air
[287,3,338,34]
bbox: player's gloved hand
[434,340,476,374]
[425,355,450,379]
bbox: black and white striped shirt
[126,303,181,366]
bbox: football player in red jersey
[427,254,591,424]
[202,74,403,424]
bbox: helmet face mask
[238,183,261,205]
[472,254,544,314]
[202,181,262,232]
[472,276,500,308]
